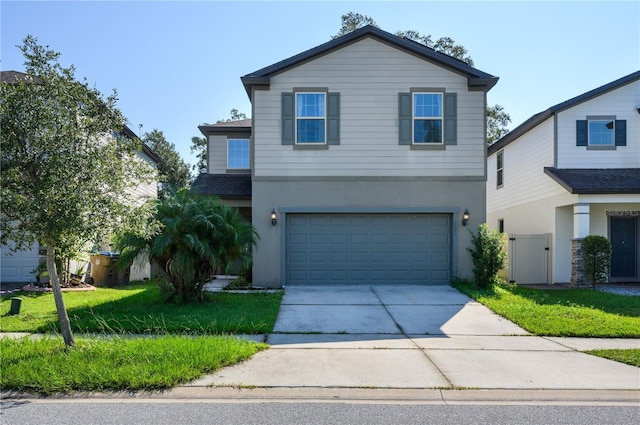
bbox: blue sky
[2,1,638,168]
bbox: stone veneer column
[570,238,585,287]
[570,204,590,288]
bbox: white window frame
[588,119,615,146]
[295,92,326,144]
[496,150,504,188]
[412,92,443,144]
[227,138,250,169]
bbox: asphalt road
[2,400,638,425]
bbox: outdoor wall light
[462,209,470,227]
[271,209,278,226]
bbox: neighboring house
[0,70,162,284]
[192,119,252,222]
[194,25,498,287]
[487,71,640,285]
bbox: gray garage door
[286,213,451,285]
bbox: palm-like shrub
[115,189,258,302]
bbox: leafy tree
[216,108,247,123]
[191,109,249,174]
[467,224,507,288]
[333,12,510,141]
[332,11,378,38]
[142,129,191,196]
[190,135,208,174]
[581,235,612,288]
[1,36,156,346]
[487,104,512,144]
[114,189,258,303]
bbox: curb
[2,388,639,406]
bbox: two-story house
[487,71,640,285]
[196,26,498,288]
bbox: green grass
[0,335,267,394]
[0,281,282,334]
[586,349,640,368]
[453,282,640,337]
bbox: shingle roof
[191,173,252,199]
[488,70,640,156]
[241,25,498,98]
[544,168,640,194]
[1,70,39,83]
[199,119,252,136]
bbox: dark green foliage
[115,190,258,303]
[143,129,191,195]
[581,235,612,288]
[467,224,507,288]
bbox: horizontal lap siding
[253,37,486,178]
[487,117,564,213]
[557,80,640,169]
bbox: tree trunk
[46,244,75,347]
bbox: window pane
[297,119,325,143]
[297,93,325,117]
[228,139,250,168]
[414,119,442,143]
[589,120,614,145]
[414,93,442,118]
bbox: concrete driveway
[191,285,640,391]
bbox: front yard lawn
[453,282,640,338]
[1,335,267,394]
[0,281,282,335]
[453,282,640,367]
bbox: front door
[610,218,637,278]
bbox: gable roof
[1,70,162,165]
[191,173,252,199]
[241,25,498,98]
[488,70,640,156]
[544,168,640,194]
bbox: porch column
[571,203,590,287]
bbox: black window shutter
[282,92,294,145]
[576,120,588,146]
[327,93,340,145]
[615,120,626,146]
[398,93,411,145]
[443,93,457,145]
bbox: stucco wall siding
[252,179,486,288]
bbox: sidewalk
[186,285,640,392]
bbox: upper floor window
[296,93,326,143]
[496,150,504,188]
[576,118,626,148]
[588,120,614,146]
[413,93,443,144]
[227,139,250,169]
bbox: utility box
[90,253,129,287]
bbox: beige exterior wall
[252,37,486,178]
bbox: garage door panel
[286,213,451,285]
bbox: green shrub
[582,235,611,288]
[467,224,507,288]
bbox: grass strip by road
[453,282,640,338]
[1,335,267,394]
[585,348,640,368]
[453,282,640,367]
[0,281,282,334]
